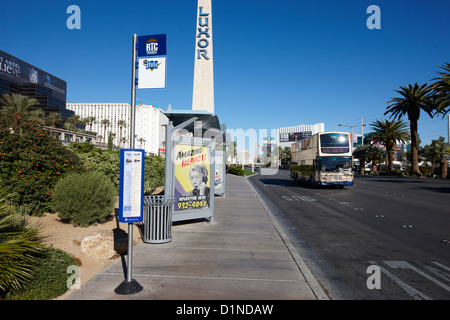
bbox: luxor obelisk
[192,0,214,113]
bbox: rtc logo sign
[137,34,167,57]
[146,39,159,55]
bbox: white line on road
[369,261,432,300]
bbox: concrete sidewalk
[65,173,326,300]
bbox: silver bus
[290,132,353,187]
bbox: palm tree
[385,83,434,176]
[66,114,81,130]
[367,145,385,173]
[28,109,45,124]
[353,144,369,174]
[430,136,450,178]
[353,143,385,174]
[368,119,410,172]
[80,117,90,132]
[120,137,127,149]
[138,137,145,149]
[422,143,439,175]
[87,116,96,134]
[101,119,110,143]
[117,120,127,148]
[0,93,38,117]
[0,188,44,296]
[431,62,450,114]
[45,112,61,128]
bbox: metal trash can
[143,195,175,244]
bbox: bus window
[318,157,352,173]
[320,133,350,154]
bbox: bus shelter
[164,110,227,223]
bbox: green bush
[52,171,116,227]
[70,142,166,194]
[0,116,84,215]
[144,154,165,194]
[70,143,121,191]
[227,164,244,176]
[5,246,77,300]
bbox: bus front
[317,132,354,186]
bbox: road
[249,168,450,300]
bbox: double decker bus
[290,132,353,187]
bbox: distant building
[277,123,325,149]
[66,103,168,155]
[0,50,73,118]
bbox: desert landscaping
[28,190,163,300]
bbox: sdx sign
[137,34,167,57]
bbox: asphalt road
[249,168,450,300]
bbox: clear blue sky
[1,0,449,148]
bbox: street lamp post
[338,123,366,150]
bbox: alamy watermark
[66,5,81,30]
[366,265,381,289]
[66,265,81,290]
[366,5,381,30]
[167,122,280,174]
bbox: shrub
[144,154,165,194]
[71,144,121,191]
[5,247,77,300]
[69,143,166,194]
[227,164,244,176]
[52,171,116,227]
[0,116,84,215]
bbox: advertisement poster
[119,149,145,223]
[174,144,211,213]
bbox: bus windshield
[320,133,350,153]
[318,157,352,173]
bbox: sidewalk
[65,173,326,300]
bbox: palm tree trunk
[388,151,394,172]
[359,156,365,174]
[440,155,447,179]
[410,120,420,176]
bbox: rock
[80,230,128,260]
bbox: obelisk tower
[192,0,214,113]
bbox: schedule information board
[119,149,145,223]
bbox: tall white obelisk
[192,0,214,113]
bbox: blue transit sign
[137,34,167,57]
[118,149,145,223]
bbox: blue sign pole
[115,34,143,295]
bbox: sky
[1,0,449,152]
